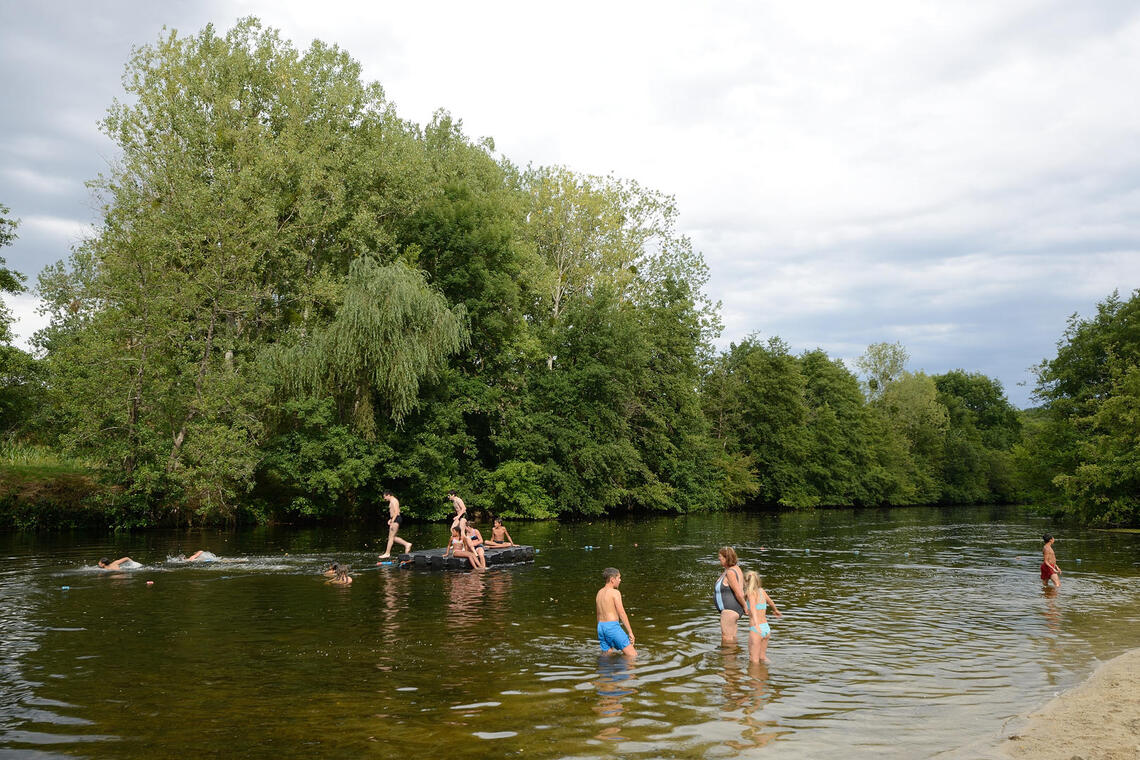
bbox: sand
[997,648,1140,760]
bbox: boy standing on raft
[596,567,637,658]
[1041,534,1061,588]
[378,491,412,560]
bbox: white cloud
[2,293,48,352]
[21,215,95,246]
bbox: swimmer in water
[596,567,636,658]
[328,566,352,586]
[323,562,340,578]
[181,550,218,562]
[98,556,141,570]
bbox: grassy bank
[0,440,103,529]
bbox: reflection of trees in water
[592,654,636,741]
[446,571,487,633]
[721,646,785,751]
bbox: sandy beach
[996,648,1140,760]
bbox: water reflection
[592,654,636,741]
[721,648,784,751]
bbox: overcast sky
[3,0,1139,406]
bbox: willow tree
[36,19,426,520]
[267,256,468,436]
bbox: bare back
[596,586,621,622]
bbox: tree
[0,204,27,345]
[857,341,909,401]
[36,19,437,520]
[1024,289,1140,524]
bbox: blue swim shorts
[597,620,631,652]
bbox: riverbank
[997,647,1140,759]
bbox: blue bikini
[746,594,770,637]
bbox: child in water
[596,567,637,657]
[743,570,782,664]
[327,566,352,585]
[484,518,515,548]
[1041,534,1061,588]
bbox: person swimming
[181,550,218,562]
[327,566,352,585]
[98,556,141,570]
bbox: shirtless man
[377,491,412,560]
[596,567,637,658]
[447,491,468,536]
[1041,534,1061,588]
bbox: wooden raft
[398,545,536,570]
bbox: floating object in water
[399,546,537,571]
[61,586,69,591]
[1076,558,1082,563]
[805,549,811,554]
[759,546,766,551]
[853,550,860,555]
[146,580,154,586]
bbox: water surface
[1,507,1138,758]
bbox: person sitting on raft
[484,518,515,548]
[98,556,141,570]
[327,566,352,585]
[444,526,483,569]
[467,523,488,569]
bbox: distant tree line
[0,19,1135,527]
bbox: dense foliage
[1016,290,1140,525]
[1,19,1131,527]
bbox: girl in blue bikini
[743,570,782,663]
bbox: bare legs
[378,526,411,560]
[748,631,771,663]
[720,609,740,643]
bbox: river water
[1,506,1137,759]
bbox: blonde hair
[743,570,762,596]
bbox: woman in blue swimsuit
[715,547,747,643]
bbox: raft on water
[398,545,536,570]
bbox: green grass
[0,439,95,480]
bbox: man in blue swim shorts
[595,567,637,657]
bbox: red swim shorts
[1040,562,1056,581]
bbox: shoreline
[994,647,1140,759]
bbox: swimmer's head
[1043,533,1053,544]
[718,547,738,567]
[382,490,392,498]
[493,518,503,526]
[450,526,459,536]
[328,562,339,571]
[743,570,762,595]
[98,557,111,568]
[602,567,621,584]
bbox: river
[1,506,1137,758]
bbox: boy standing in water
[1041,534,1061,588]
[378,491,412,560]
[596,567,637,658]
